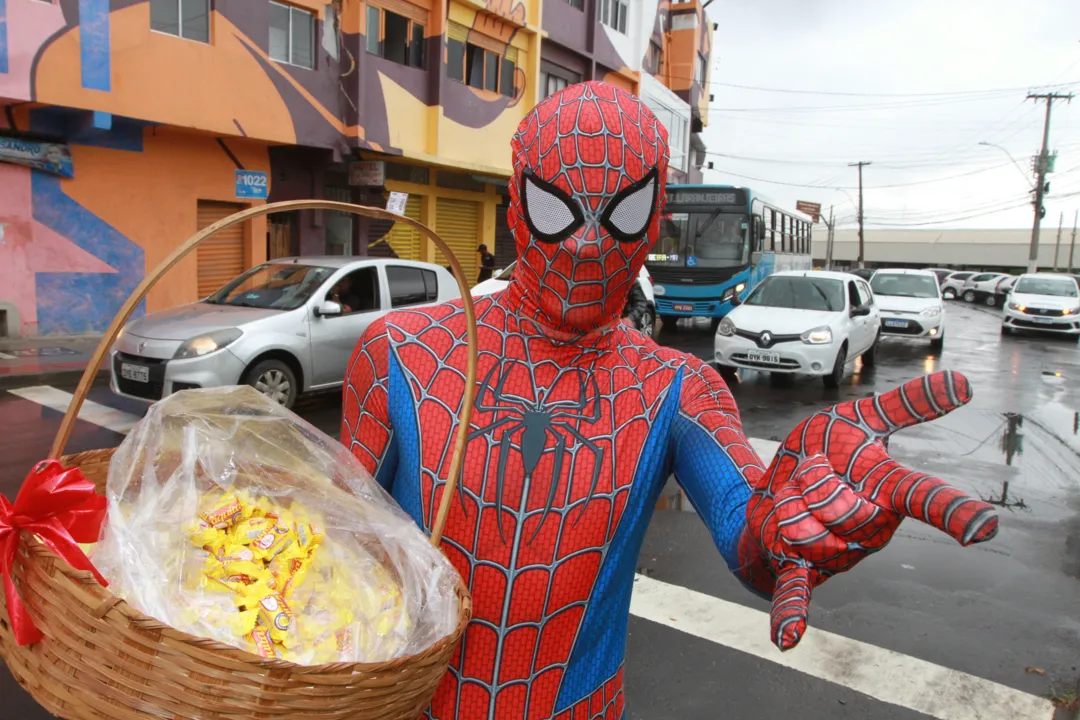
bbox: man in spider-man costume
[342,81,998,720]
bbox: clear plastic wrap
[90,385,460,665]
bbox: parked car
[868,268,945,351]
[472,261,657,336]
[992,275,1018,306]
[849,268,876,281]
[940,271,976,300]
[925,268,956,286]
[1002,273,1080,338]
[960,272,1008,303]
[111,257,460,408]
[714,270,880,388]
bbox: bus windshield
[650,211,748,269]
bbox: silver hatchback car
[110,257,460,407]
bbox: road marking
[630,574,1055,720]
[0,352,16,360]
[7,386,140,435]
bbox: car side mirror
[314,300,343,318]
[851,303,871,317]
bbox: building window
[269,2,314,68]
[539,61,581,100]
[447,32,516,97]
[366,4,425,69]
[696,53,708,84]
[645,41,662,75]
[150,0,209,42]
[599,0,628,34]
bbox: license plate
[1030,316,1053,324]
[120,363,149,383]
[883,319,909,328]
[673,303,694,312]
[746,350,780,364]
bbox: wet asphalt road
[0,301,1077,719]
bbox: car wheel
[716,364,738,384]
[862,332,879,368]
[985,295,998,307]
[245,359,297,408]
[962,290,976,303]
[930,333,944,353]
[659,315,677,332]
[823,345,847,389]
[638,308,655,338]
[943,288,957,300]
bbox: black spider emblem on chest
[468,359,604,542]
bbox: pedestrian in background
[478,244,495,282]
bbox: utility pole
[849,161,871,269]
[1069,209,1078,274]
[1027,92,1072,273]
[823,206,836,270]
[1055,211,1064,271]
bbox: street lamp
[978,141,1035,189]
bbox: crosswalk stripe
[630,574,1054,720]
[8,385,140,435]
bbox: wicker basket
[0,201,477,720]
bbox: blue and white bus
[647,185,813,327]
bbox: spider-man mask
[506,81,669,333]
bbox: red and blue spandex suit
[342,82,998,720]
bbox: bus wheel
[710,317,722,332]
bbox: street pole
[824,205,835,270]
[1026,92,1073,273]
[1055,211,1064,271]
[1070,209,1078,274]
[849,161,871,269]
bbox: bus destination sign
[668,190,742,206]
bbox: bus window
[752,215,764,252]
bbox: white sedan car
[1002,273,1080,337]
[868,269,945,351]
[472,261,657,335]
[714,270,880,388]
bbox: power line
[703,79,1080,98]
[704,159,1024,189]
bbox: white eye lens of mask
[605,177,656,238]
[524,175,580,238]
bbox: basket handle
[49,199,478,549]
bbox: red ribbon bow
[1,460,108,646]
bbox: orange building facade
[0,0,713,336]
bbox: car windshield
[205,263,334,310]
[744,276,844,312]
[870,273,939,298]
[1014,277,1079,297]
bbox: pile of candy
[184,491,409,663]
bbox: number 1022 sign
[235,170,269,199]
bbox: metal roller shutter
[385,194,424,261]
[435,198,480,283]
[197,201,246,298]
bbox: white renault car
[1002,273,1080,337]
[714,270,880,388]
[868,268,945,351]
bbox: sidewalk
[0,335,109,390]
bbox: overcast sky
[700,0,1080,230]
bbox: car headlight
[174,328,243,359]
[920,306,942,317]
[721,283,747,302]
[717,317,736,337]
[801,326,833,345]
[1008,302,1025,311]
[1063,307,1079,316]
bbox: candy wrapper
[90,386,460,665]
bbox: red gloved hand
[746,371,998,650]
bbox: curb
[0,367,109,392]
